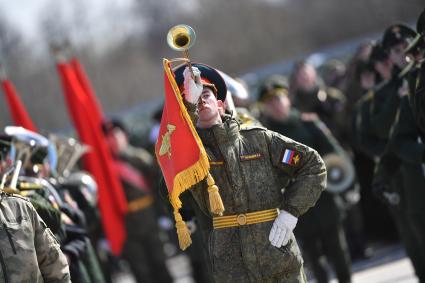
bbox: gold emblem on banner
[159,124,176,158]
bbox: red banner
[1,79,37,132]
[69,58,104,122]
[155,59,209,211]
[57,61,127,255]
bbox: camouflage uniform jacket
[0,192,70,283]
[259,109,346,231]
[186,106,327,282]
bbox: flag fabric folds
[57,60,127,255]
[1,79,38,132]
[70,58,104,122]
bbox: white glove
[269,210,298,248]
[183,66,203,104]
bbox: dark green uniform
[390,96,425,282]
[118,146,172,283]
[260,109,351,283]
[351,92,397,241]
[293,86,347,144]
[369,72,403,141]
[353,91,387,159]
[184,103,326,282]
[368,67,425,282]
[410,60,425,132]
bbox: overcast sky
[0,0,136,45]
[0,0,289,41]
[0,0,50,40]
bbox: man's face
[264,95,291,121]
[106,128,128,155]
[295,64,317,91]
[389,42,408,68]
[197,87,224,128]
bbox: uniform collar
[197,115,240,146]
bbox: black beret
[173,63,227,102]
[382,24,417,50]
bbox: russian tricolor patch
[281,149,301,166]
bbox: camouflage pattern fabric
[184,108,326,283]
[0,192,70,283]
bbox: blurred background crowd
[0,0,424,282]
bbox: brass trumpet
[167,24,196,52]
[167,24,197,79]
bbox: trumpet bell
[167,24,196,51]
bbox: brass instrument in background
[50,134,89,178]
[5,126,49,169]
[323,153,355,194]
[166,24,197,78]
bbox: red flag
[57,62,127,255]
[1,79,38,132]
[69,57,104,122]
[67,58,127,216]
[155,59,211,249]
